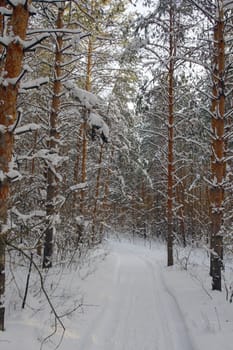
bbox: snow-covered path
[3,238,233,350]
[77,242,194,350]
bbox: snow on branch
[0,7,12,15]
[7,0,27,6]
[11,207,46,223]
[37,150,67,167]
[24,33,50,51]
[47,162,63,182]
[224,0,233,11]
[6,168,22,182]
[0,64,35,87]
[0,160,22,184]
[6,0,36,14]
[17,150,67,168]
[88,112,109,143]
[0,36,12,47]
[69,182,87,192]
[5,159,22,182]
[188,174,201,191]
[0,124,7,134]
[28,28,84,35]
[20,77,49,91]
[14,123,41,135]
[64,81,101,109]
[0,33,49,50]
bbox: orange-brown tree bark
[80,37,93,215]
[0,0,31,330]
[209,2,225,291]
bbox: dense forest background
[0,0,233,332]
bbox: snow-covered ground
[1,237,233,350]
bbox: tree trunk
[0,0,6,331]
[167,1,175,267]
[43,5,64,268]
[73,126,83,206]
[176,166,186,247]
[80,37,93,215]
[80,121,88,215]
[97,147,114,237]
[210,2,225,291]
[209,10,219,277]
[0,234,5,331]
[0,1,31,330]
[92,143,104,242]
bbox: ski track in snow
[77,243,195,350]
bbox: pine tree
[43,4,65,269]
[210,0,226,291]
[0,0,32,331]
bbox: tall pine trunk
[92,143,104,242]
[210,1,225,291]
[80,37,93,215]
[167,1,175,266]
[0,1,31,330]
[43,5,64,268]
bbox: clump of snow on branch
[88,112,109,142]
[65,81,101,109]
[14,123,41,135]
[69,182,87,192]
[20,77,49,91]
[0,7,12,16]
[11,207,46,224]
[0,157,22,186]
